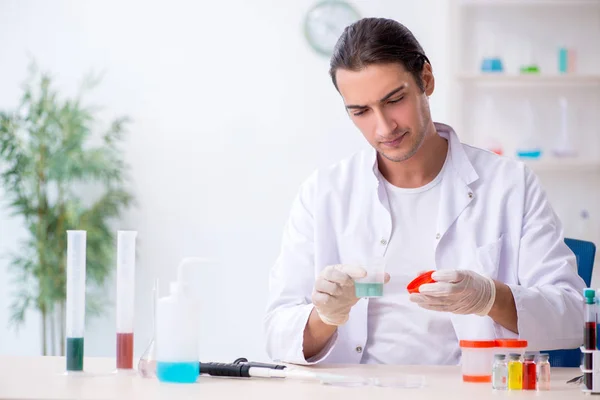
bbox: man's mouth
[381,132,407,147]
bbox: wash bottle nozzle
[169,257,206,296]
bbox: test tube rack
[581,347,600,394]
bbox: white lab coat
[264,122,585,365]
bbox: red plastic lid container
[495,339,528,348]
[406,270,436,294]
[459,340,497,348]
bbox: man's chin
[378,148,414,163]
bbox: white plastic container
[494,339,528,358]
[156,258,202,384]
[460,340,496,383]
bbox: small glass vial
[537,353,551,391]
[492,354,508,390]
[522,353,536,390]
[507,353,523,390]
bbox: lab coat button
[355,346,363,353]
[380,238,387,246]
[435,233,441,240]
[468,192,473,199]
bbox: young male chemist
[264,18,585,365]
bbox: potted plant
[0,64,135,356]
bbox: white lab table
[0,356,585,399]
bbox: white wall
[0,0,451,361]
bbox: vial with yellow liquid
[507,353,522,390]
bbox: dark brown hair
[329,18,431,92]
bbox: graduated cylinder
[66,230,87,372]
[116,231,137,370]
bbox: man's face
[335,62,434,163]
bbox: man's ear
[422,62,435,97]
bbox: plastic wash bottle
[156,258,201,383]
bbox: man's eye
[353,109,368,116]
[388,97,404,104]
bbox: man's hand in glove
[409,270,496,316]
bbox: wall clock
[304,1,361,57]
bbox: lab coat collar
[368,122,479,187]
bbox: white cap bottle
[156,258,202,383]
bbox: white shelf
[457,74,600,87]
[524,158,600,173]
[461,0,600,6]
[452,0,600,178]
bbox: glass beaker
[520,41,540,74]
[354,257,385,298]
[479,22,504,73]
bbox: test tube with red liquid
[584,289,596,391]
[116,231,137,371]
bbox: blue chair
[545,238,596,367]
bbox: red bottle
[522,353,536,390]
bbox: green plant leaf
[0,63,135,333]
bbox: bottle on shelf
[552,96,577,158]
[558,45,577,74]
[480,23,504,74]
[516,98,542,159]
[520,40,540,74]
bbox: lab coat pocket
[473,235,503,279]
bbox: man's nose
[374,109,397,138]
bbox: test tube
[596,289,600,344]
[66,230,87,372]
[584,289,596,390]
[116,231,137,370]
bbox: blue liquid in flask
[516,149,542,159]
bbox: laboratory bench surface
[0,356,586,399]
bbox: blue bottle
[558,47,568,74]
